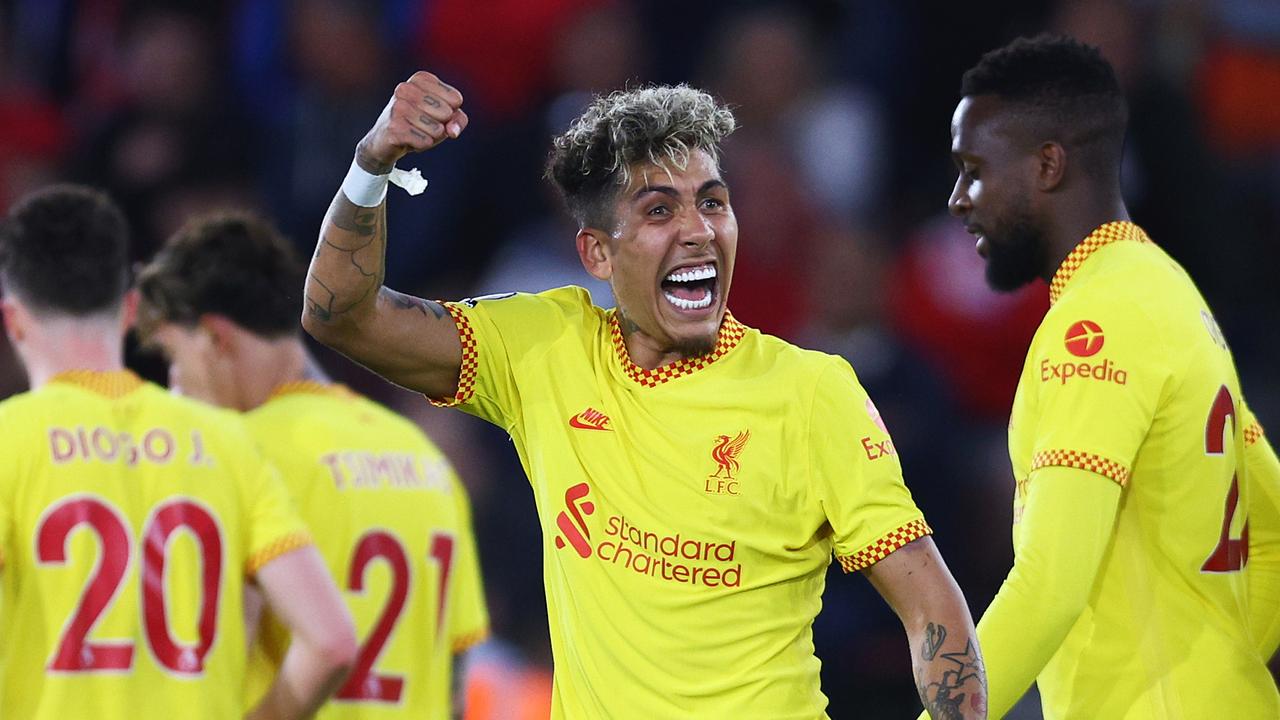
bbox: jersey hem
[427,302,478,408]
[1031,449,1130,486]
[246,530,313,576]
[837,517,932,572]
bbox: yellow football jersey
[0,370,310,719]
[431,287,929,719]
[1007,221,1280,718]
[242,382,488,719]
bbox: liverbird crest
[710,430,751,480]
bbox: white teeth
[664,291,714,310]
[664,266,717,283]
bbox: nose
[948,177,971,218]
[679,206,714,248]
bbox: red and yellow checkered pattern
[1032,448,1130,486]
[268,380,354,401]
[1244,420,1265,447]
[430,301,480,407]
[836,518,932,573]
[608,311,747,387]
[245,530,313,576]
[1049,221,1153,305]
[49,369,144,398]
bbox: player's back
[243,382,488,719]
[1031,240,1279,718]
[0,370,308,719]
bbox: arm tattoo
[305,194,384,322]
[922,622,947,661]
[383,289,446,319]
[915,635,986,720]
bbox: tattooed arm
[302,71,471,397]
[863,537,987,720]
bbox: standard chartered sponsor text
[597,514,741,588]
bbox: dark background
[3,0,1278,717]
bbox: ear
[198,314,240,354]
[120,289,140,332]
[576,228,614,282]
[0,297,29,344]
[1036,142,1067,191]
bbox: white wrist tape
[340,158,430,207]
[341,158,389,207]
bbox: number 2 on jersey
[36,496,222,674]
[337,529,455,703]
[1202,385,1248,573]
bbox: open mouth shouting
[661,263,718,313]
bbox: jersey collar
[268,380,353,400]
[1049,221,1152,306]
[48,369,144,398]
[608,311,747,387]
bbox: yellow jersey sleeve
[429,288,597,427]
[242,461,311,576]
[1026,300,1169,486]
[972,465,1123,719]
[1241,405,1280,657]
[809,358,931,572]
[0,450,11,571]
[446,477,490,652]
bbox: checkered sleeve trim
[427,302,478,408]
[836,518,932,573]
[246,531,313,576]
[1032,449,1130,486]
[452,627,490,653]
[1245,421,1265,447]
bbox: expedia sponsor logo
[1040,357,1128,385]
[862,435,897,460]
[1064,320,1105,357]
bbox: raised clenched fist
[355,71,468,173]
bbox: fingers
[446,109,469,138]
[386,72,466,151]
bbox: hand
[356,71,468,174]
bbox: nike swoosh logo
[569,412,612,431]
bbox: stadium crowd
[2,0,1279,717]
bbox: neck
[19,317,125,389]
[241,336,315,410]
[617,310,717,371]
[1040,194,1130,282]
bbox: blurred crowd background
[3,0,1279,717]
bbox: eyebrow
[631,178,728,201]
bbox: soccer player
[136,211,489,719]
[0,185,357,720]
[941,35,1280,718]
[301,73,988,718]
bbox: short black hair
[961,34,1127,176]
[137,212,305,338]
[0,184,131,316]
